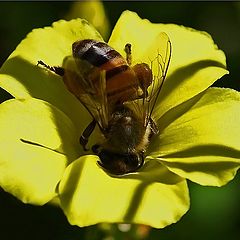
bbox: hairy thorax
[102,106,151,154]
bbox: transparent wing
[125,32,172,127]
[145,32,172,125]
[62,56,109,131]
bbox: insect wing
[144,32,171,125]
[62,55,109,130]
[124,32,171,127]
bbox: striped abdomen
[72,39,139,103]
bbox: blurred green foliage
[0,1,239,240]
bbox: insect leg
[80,119,97,151]
[124,43,132,66]
[92,144,100,153]
[132,63,153,99]
[149,117,159,137]
[136,152,145,170]
[37,60,65,76]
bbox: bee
[38,33,171,175]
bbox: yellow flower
[0,11,240,228]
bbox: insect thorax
[102,106,148,154]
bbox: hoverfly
[38,32,171,175]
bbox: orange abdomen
[73,39,139,103]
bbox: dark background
[0,1,239,239]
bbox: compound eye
[98,150,111,163]
[126,153,144,170]
[97,150,145,175]
[127,154,138,164]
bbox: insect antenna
[37,60,65,76]
[20,138,65,155]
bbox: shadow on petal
[148,91,205,155]
[56,154,87,200]
[156,90,205,131]
[160,159,240,173]
[154,59,227,118]
[120,160,185,221]
[157,144,240,186]
[159,144,240,159]
[166,60,226,93]
[58,156,188,227]
[0,98,82,204]
[119,159,183,184]
[0,56,91,137]
[122,180,150,222]
[1,56,62,99]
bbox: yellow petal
[65,0,110,40]
[109,11,228,118]
[58,155,189,228]
[149,88,240,186]
[0,98,80,204]
[0,19,103,136]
